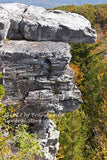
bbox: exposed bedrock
[0,41,82,112]
[0,41,82,159]
[0,3,96,160]
[0,3,97,45]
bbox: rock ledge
[0,3,97,46]
[0,3,96,160]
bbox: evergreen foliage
[49,42,107,159]
[50,4,107,159]
[70,43,107,159]
[0,3,107,160]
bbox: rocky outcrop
[0,3,96,160]
[0,3,96,44]
[0,41,81,159]
[0,41,82,112]
[20,7,96,43]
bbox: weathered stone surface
[0,3,96,160]
[0,41,82,112]
[20,7,96,43]
[0,3,97,44]
[0,40,82,159]
[0,7,10,46]
[0,3,27,40]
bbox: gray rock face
[0,7,10,46]
[0,3,96,160]
[0,3,27,40]
[0,3,97,45]
[0,41,82,112]
[20,8,96,43]
[0,40,82,159]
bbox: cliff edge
[0,3,97,160]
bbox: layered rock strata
[0,3,97,160]
[0,41,82,159]
[0,3,97,45]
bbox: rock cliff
[0,3,97,160]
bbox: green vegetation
[70,43,107,159]
[0,74,42,160]
[49,109,88,160]
[50,43,107,160]
[50,4,107,160]
[0,3,107,160]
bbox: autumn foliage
[50,4,107,160]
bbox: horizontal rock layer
[0,3,97,45]
[0,3,96,159]
[0,40,82,159]
[0,41,82,113]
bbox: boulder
[0,3,97,44]
[21,7,97,43]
